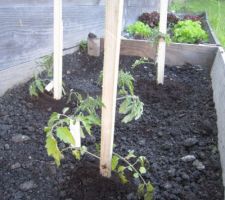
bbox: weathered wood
[53,0,63,100]
[211,47,225,187]
[100,0,124,178]
[89,38,157,58]
[157,0,169,84]
[88,38,217,68]
[166,43,217,67]
[88,38,101,57]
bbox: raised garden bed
[123,11,219,46]
[0,48,224,199]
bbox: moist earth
[0,50,223,200]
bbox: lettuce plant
[126,21,153,39]
[173,20,208,44]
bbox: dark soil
[0,50,223,200]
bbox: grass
[170,0,225,47]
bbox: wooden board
[88,38,218,68]
[100,0,124,178]
[211,47,225,187]
[156,0,169,84]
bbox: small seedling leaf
[56,127,75,145]
[133,172,139,179]
[45,135,63,166]
[72,150,81,160]
[139,166,147,174]
[111,155,120,171]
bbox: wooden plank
[166,43,217,67]
[90,38,157,58]
[100,0,124,177]
[211,47,225,187]
[157,0,169,84]
[88,38,217,68]
[53,0,63,100]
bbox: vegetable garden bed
[0,49,224,200]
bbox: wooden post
[100,0,124,177]
[157,0,169,84]
[53,0,63,100]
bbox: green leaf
[72,150,81,160]
[139,156,147,167]
[127,166,133,171]
[29,83,38,97]
[125,150,136,160]
[144,182,154,200]
[137,183,145,197]
[118,70,134,95]
[35,79,44,93]
[139,166,147,174]
[56,127,75,145]
[118,173,128,184]
[80,146,87,155]
[44,127,51,134]
[111,155,120,171]
[117,165,126,173]
[133,172,139,179]
[45,135,63,166]
[119,96,144,124]
[48,112,59,127]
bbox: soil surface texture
[0,50,223,200]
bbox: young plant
[138,12,160,28]
[126,21,153,39]
[29,55,53,97]
[99,70,144,123]
[139,12,179,28]
[79,40,88,52]
[45,94,153,199]
[173,20,208,44]
[132,57,152,69]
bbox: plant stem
[113,152,147,185]
[116,95,138,101]
[85,150,100,160]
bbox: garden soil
[0,50,223,200]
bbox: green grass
[170,0,225,47]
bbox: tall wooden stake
[53,0,63,100]
[157,0,169,84]
[100,0,124,177]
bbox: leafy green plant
[99,70,144,123]
[132,57,151,69]
[44,69,151,199]
[79,40,88,52]
[45,94,152,199]
[126,21,153,39]
[29,77,45,97]
[173,20,208,43]
[29,55,53,97]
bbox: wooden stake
[100,0,124,177]
[53,0,63,100]
[157,0,169,84]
